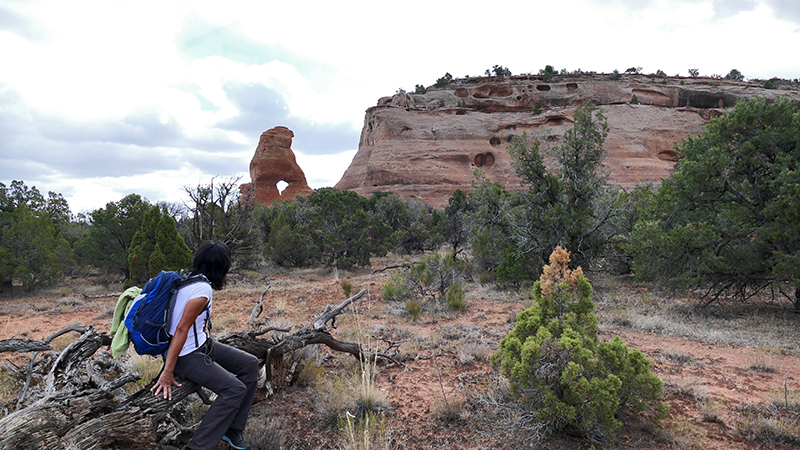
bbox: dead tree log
[0,286,397,450]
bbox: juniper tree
[625,97,800,310]
[127,205,193,286]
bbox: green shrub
[435,73,453,88]
[491,247,666,441]
[405,299,422,321]
[340,278,354,297]
[445,282,466,310]
[380,280,402,302]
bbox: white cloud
[1,0,798,214]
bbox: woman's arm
[150,296,208,400]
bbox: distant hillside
[336,73,800,208]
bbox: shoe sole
[222,435,250,450]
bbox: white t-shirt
[169,281,212,356]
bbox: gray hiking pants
[174,339,259,450]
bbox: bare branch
[312,288,366,332]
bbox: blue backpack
[124,270,210,356]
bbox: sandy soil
[1,268,798,450]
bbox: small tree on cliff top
[491,247,666,441]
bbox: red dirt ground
[1,268,798,450]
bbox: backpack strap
[170,273,213,349]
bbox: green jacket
[110,286,141,358]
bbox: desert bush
[340,278,354,297]
[433,392,465,423]
[491,247,666,441]
[405,299,422,321]
[244,419,284,450]
[445,282,466,310]
[382,252,469,309]
[737,398,800,446]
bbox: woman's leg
[207,341,259,431]
[173,344,257,450]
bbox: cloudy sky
[1,0,799,214]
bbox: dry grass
[594,275,800,353]
[244,418,285,450]
[737,397,800,446]
[432,392,465,423]
[700,397,726,424]
[339,410,390,450]
[124,351,163,394]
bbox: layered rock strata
[240,126,315,205]
[336,74,800,209]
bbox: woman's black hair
[190,241,231,290]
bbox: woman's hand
[150,296,207,401]
[151,370,182,400]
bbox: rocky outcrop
[336,74,800,209]
[240,126,315,205]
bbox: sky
[1,0,799,214]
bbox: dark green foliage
[609,69,621,80]
[539,65,556,82]
[415,84,427,94]
[464,172,514,282]
[264,189,393,270]
[371,192,443,255]
[470,101,613,286]
[266,203,320,267]
[491,248,665,441]
[76,193,151,279]
[655,69,667,78]
[725,69,745,81]
[443,189,469,257]
[435,73,453,88]
[381,252,469,308]
[486,65,512,77]
[625,97,800,309]
[127,206,193,287]
[0,181,72,291]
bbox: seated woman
[151,241,259,450]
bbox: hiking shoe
[222,429,251,450]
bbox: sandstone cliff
[240,126,315,205]
[336,74,800,209]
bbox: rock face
[336,74,800,209]
[240,126,315,205]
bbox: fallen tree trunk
[0,287,395,449]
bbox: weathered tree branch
[312,288,366,332]
[0,287,398,449]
